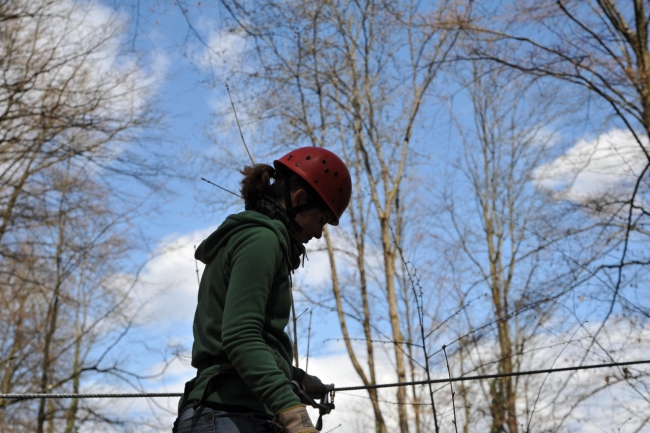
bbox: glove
[301,373,334,398]
[278,405,317,433]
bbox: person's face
[294,206,334,244]
[291,189,335,244]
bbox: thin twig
[193,245,200,286]
[442,345,459,433]
[526,323,585,430]
[226,83,255,165]
[389,224,440,432]
[306,311,312,374]
[289,289,299,369]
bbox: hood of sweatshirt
[194,210,290,266]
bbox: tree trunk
[381,219,409,433]
[324,227,387,433]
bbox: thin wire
[200,177,242,198]
[225,83,255,165]
[3,359,647,400]
[442,345,459,433]
[2,393,182,400]
[194,245,200,286]
[334,359,650,392]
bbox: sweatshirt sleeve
[292,367,306,383]
[220,227,301,416]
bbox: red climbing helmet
[274,147,352,225]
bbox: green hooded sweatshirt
[185,210,305,418]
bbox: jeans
[173,406,282,433]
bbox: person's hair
[239,163,325,211]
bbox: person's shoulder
[231,211,288,240]
[238,224,280,243]
[225,214,284,250]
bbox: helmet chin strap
[292,202,318,215]
[279,171,320,234]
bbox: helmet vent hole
[314,179,319,183]
[306,156,312,160]
[334,172,339,177]
[288,155,293,160]
[324,168,329,173]
[322,159,327,164]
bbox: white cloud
[442,319,650,432]
[533,128,649,201]
[300,351,404,433]
[296,237,334,289]
[1,0,168,173]
[295,228,385,294]
[10,0,154,112]
[135,226,216,324]
[77,356,193,433]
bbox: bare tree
[0,0,160,252]
[435,60,613,432]
[466,0,650,327]
[457,6,650,429]
[0,1,165,431]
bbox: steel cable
[1,359,648,400]
[334,359,650,392]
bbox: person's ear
[291,189,307,207]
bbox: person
[173,147,352,433]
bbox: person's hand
[278,405,317,433]
[301,372,334,397]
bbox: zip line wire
[2,359,647,400]
[0,392,182,400]
[334,359,650,392]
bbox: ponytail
[239,164,277,210]
[239,163,326,211]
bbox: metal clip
[289,380,335,431]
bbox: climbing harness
[172,365,238,433]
